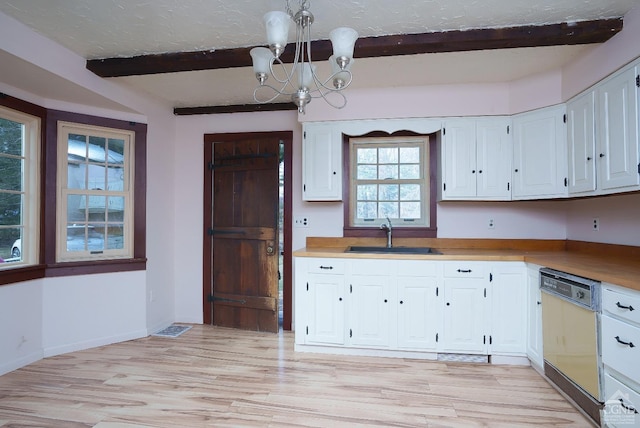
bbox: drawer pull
[614,336,636,348]
[319,266,333,270]
[616,302,635,311]
[618,399,639,414]
[457,269,472,273]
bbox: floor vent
[437,353,489,363]
[152,324,192,338]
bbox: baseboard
[43,328,148,358]
[0,350,44,376]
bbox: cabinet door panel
[490,266,527,354]
[350,275,391,347]
[476,119,511,199]
[397,276,440,350]
[567,91,597,194]
[442,120,477,198]
[307,274,345,345]
[512,106,567,199]
[597,66,640,191]
[302,124,342,200]
[441,279,487,353]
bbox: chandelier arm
[253,82,295,104]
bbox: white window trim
[349,136,430,228]
[56,121,134,262]
[0,106,40,268]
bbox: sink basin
[345,246,440,255]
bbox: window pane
[0,157,22,192]
[357,185,377,201]
[400,184,421,200]
[0,193,21,226]
[357,165,377,180]
[107,224,124,250]
[67,195,86,222]
[0,118,23,156]
[356,202,377,219]
[400,202,421,219]
[378,165,398,180]
[68,134,87,162]
[2,227,22,261]
[87,196,107,221]
[379,147,398,164]
[357,148,376,164]
[399,164,420,180]
[379,202,398,218]
[107,138,125,166]
[87,164,106,190]
[107,196,125,221]
[379,184,398,201]
[68,163,87,190]
[400,147,420,163]
[89,136,107,163]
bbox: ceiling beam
[87,18,622,78]
[173,102,297,115]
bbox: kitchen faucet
[380,217,393,248]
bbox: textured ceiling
[0,0,637,109]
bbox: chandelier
[249,0,358,114]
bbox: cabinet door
[442,119,477,198]
[512,105,568,199]
[526,266,544,368]
[597,65,640,191]
[397,276,440,350]
[567,91,597,194]
[476,118,512,199]
[441,278,487,353]
[302,123,342,201]
[306,273,346,345]
[489,264,527,355]
[349,275,392,348]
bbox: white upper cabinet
[441,117,512,200]
[512,105,568,200]
[596,62,640,192]
[567,91,597,194]
[302,122,342,201]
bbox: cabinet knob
[478,170,483,174]
[332,171,337,175]
[472,170,476,174]
[339,297,342,301]
[384,299,388,303]
[587,157,592,161]
[399,300,404,304]
[514,169,519,173]
[446,302,451,306]
[600,153,605,158]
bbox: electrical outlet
[592,218,599,231]
[488,218,495,229]
[294,216,309,228]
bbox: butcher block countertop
[294,238,640,292]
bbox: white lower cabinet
[295,257,528,360]
[488,262,527,355]
[601,283,640,428]
[441,262,487,353]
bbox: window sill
[343,226,437,238]
[0,258,146,286]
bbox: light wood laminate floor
[0,325,591,427]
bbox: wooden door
[204,133,282,333]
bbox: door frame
[203,131,293,330]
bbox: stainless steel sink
[345,246,440,255]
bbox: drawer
[397,260,438,277]
[307,259,345,275]
[350,259,394,276]
[603,287,640,327]
[602,372,640,428]
[602,315,640,383]
[443,262,486,278]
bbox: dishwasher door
[542,291,600,400]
